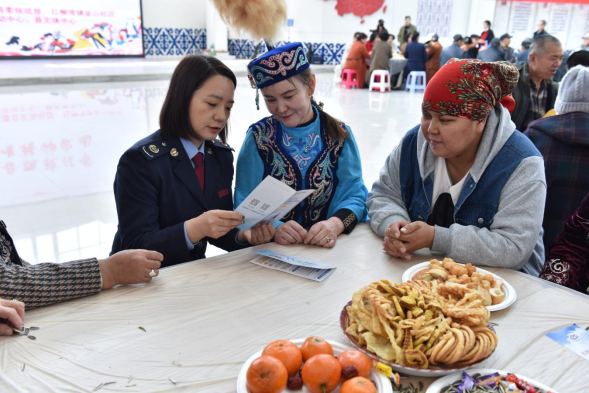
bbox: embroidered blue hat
[247,42,310,90]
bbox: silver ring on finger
[263,237,268,241]
[12,299,17,302]
[149,269,157,277]
[325,237,332,243]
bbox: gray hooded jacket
[367,106,546,276]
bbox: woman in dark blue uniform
[111,55,274,267]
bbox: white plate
[401,262,517,312]
[236,338,393,393]
[426,368,559,393]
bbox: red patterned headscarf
[422,58,519,122]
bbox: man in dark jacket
[511,35,563,131]
[403,31,427,75]
[468,34,481,59]
[533,20,548,39]
[477,38,506,62]
[499,33,516,63]
[516,38,532,64]
[439,34,465,66]
[524,65,589,252]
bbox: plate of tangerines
[237,336,393,393]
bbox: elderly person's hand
[383,220,435,260]
[0,298,25,335]
[239,222,276,245]
[99,250,163,290]
[275,220,308,245]
[304,217,344,248]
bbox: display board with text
[0,0,143,57]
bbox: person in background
[534,20,548,39]
[539,192,589,295]
[480,20,494,46]
[366,30,378,54]
[239,43,368,248]
[388,34,399,54]
[582,33,589,50]
[340,32,362,69]
[460,36,475,58]
[499,33,516,63]
[440,34,465,66]
[567,50,589,68]
[511,35,563,131]
[112,55,273,267]
[400,34,412,56]
[375,19,389,36]
[368,58,546,275]
[477,38,506,62]
[468,34,481,59]
[425,33,442,83]
[403,31,428,77]
[398,16,417,45]
[342,33,370,88]
[524,65,589,252]
[516,38,532,64]
[366,30,393,86]
[0,220,162,310]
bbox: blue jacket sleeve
[234,128,265,209]
[327,126,368,224]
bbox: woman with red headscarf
[368,59,547,276]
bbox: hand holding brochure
[235,176,315,230]
[249,250,336,282]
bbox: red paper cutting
[335,0,386,20]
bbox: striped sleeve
[0,258,102,310]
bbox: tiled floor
[0,73,424,263]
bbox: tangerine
[337,350,372,378]
[340,377,377,393]
[246,355,288,393]
[301,354,342,393]
[300,336,334,361]
[262,340,303,376]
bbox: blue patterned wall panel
[228,39,345,65]
[144,28,207,56]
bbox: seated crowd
[1,31,588,332]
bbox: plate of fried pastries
[401,258,517,312]
[341,279,498,377]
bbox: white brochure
[235,176,315,230]
[249,250,336,282]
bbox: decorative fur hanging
[211,0,287,41]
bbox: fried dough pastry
[346,278,497,368]
[416,258,504,306]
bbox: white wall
[228,0,418,45]
[142,0,206,28]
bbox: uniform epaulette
[138,140,171,161]
[211,139,234,151]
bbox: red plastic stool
[340,69,360,89]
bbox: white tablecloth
[389,57,408,76]
[1,224,588,392]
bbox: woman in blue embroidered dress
[235,42,368,248]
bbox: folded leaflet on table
[248,249,336,282]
